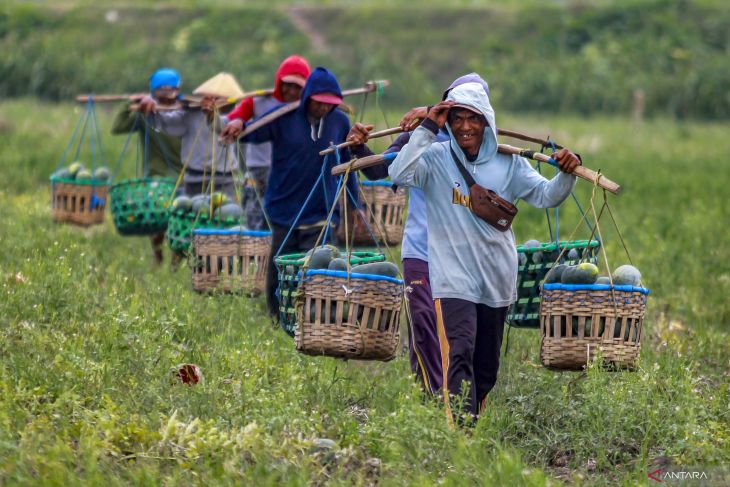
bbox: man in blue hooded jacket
[240,67,360,317]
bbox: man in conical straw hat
[138,73,243,199]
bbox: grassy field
[0,98,729,485]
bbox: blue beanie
[149,68,181,92]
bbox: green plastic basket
[166,210,242,255]
[110,177,176,236]
[275,251,386,337]
[507,239,601,329]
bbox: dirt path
[286,6,331,54]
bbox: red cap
[280,74,307,87]
[310,92,343,105]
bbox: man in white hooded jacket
[388,82,581,422]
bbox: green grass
[0,98,729,485]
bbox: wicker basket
[275,251,385,337]
[110,177,176,236]
[539,283,649,369]
[191,228,271,294]
[337,181,407,246]
[51,178,110,226]
[508,239,601,329]
[295,269,403,361]
[165,211,234,255]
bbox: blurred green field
[2,1,729,118]
[0,98,728,485]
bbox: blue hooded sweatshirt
[241,67,358,228]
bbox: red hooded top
[227,55,311,122]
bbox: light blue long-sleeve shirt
[389,83,576,306]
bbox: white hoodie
[389,82,576,306]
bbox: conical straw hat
[193,72,245,99]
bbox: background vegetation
[1,0,729,485]
[1,0,729,118]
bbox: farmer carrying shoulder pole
[209,55,311,230]
[346,73,491,396]
[388,82,581,423]
[138,73,243,200]
[238,66,361,318]
[111,68,184,266]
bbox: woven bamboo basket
[295,269,403,361]
[166,211,234,255]
[110,177,176,236]
[51,178,110,226]
[337,181,407,246]
[191,228,271,294]
[508,239,601,329]
[275,251,385,337]
[539,283,649,369]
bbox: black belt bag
[450,148,518,232]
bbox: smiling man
[388,82,581,423]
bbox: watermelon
[611,265,641,286]
[567,248,580,261]
[595,276,611,285]
[531,251,544,264]
[68,161,84,176]
[350,261,399,278]
[328,258,348,271]
[518,252,527,267]
[75,169,93,181]
[172,195,193,212]
[191,195,210,215]
[215,203,243,221]
[210,191,227,210]
[561,263,599,284]
[94,167,111,181]
[307,247,335,269]
[545,264,567,284]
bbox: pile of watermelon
[301,245,399,277]
[171,192,243,224]
[52,161,111,183]
[546,263,642,286]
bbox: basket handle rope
[110,113,138,181]
[56,98,90,172]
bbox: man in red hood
[218,55,311,229]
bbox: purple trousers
[403,258,442,395]
[435,298,507,421]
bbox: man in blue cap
[111,68,184,266]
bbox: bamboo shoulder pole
[330,144,621,194]
[319,126,403,155]
[497,144,620,194]
[237,80,389,140]
[76,93,147,103]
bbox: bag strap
[449,146,477,187]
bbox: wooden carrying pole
[76,93,148,103]
[237,80,389,140]
[330,145,620,194]
[319,127,403,155]
[497,144,620,194]
[322,125,563,157]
